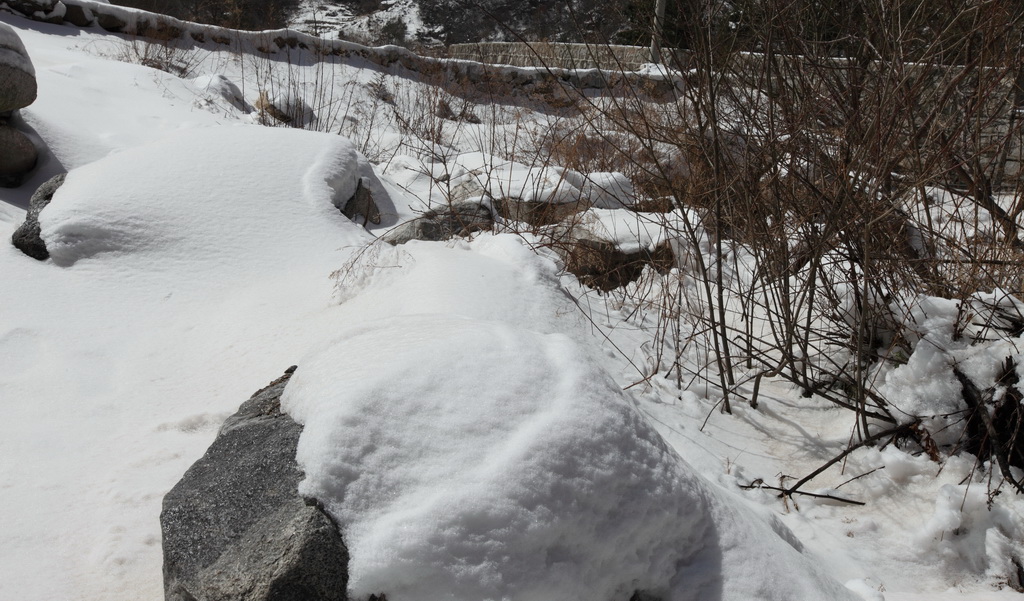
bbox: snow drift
[284,236,857,601]
[36,124,391,271]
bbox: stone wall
[0,0,678,106]
[448,42,663,72]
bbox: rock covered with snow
[11,172,64,259]
[559,170,638,209]
[161,367,349,601]
[495,195,588,226]
[34,125,391,271]
[449,153,588,226]
[257,88,317,128]
[381,200,492,245]
[283,234,859,601]
[62,2,96,27]
[438,156,641,227]
[191,74,249,112]
[544,209,681,290]
[0,22,36,113]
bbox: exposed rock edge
[160,366,349,601]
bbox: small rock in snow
[11,172,64,259]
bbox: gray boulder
[12,172,64,260]
[0,126,38,187]
[382,201,493,245]
[339,177,381,225]
[0,22,37,113]
[96,12,127,33]
[161,367,348,601]
[63,3,96,27]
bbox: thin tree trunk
[651,0,667,64]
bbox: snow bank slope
[284,236,857,601]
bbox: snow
[2,10,1024,601]
[39,125,374,268]
[878,296,966,430]
[190,73,247,111]
[284,236,856,601]
[0,108,382,601]
[452,152,584,204]
[19,46,227,174]
[878,291,1024,452]
[579,171,637,208]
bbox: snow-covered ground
[1,12,1023,601]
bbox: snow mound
[191,73,248,111]
[915,483,1022,579]
[259,87,317,128]
[284,234,857,601]
[455,152,582,204]
[37,125,372,272]
[879,296,965,427]
[559,170,637,208]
